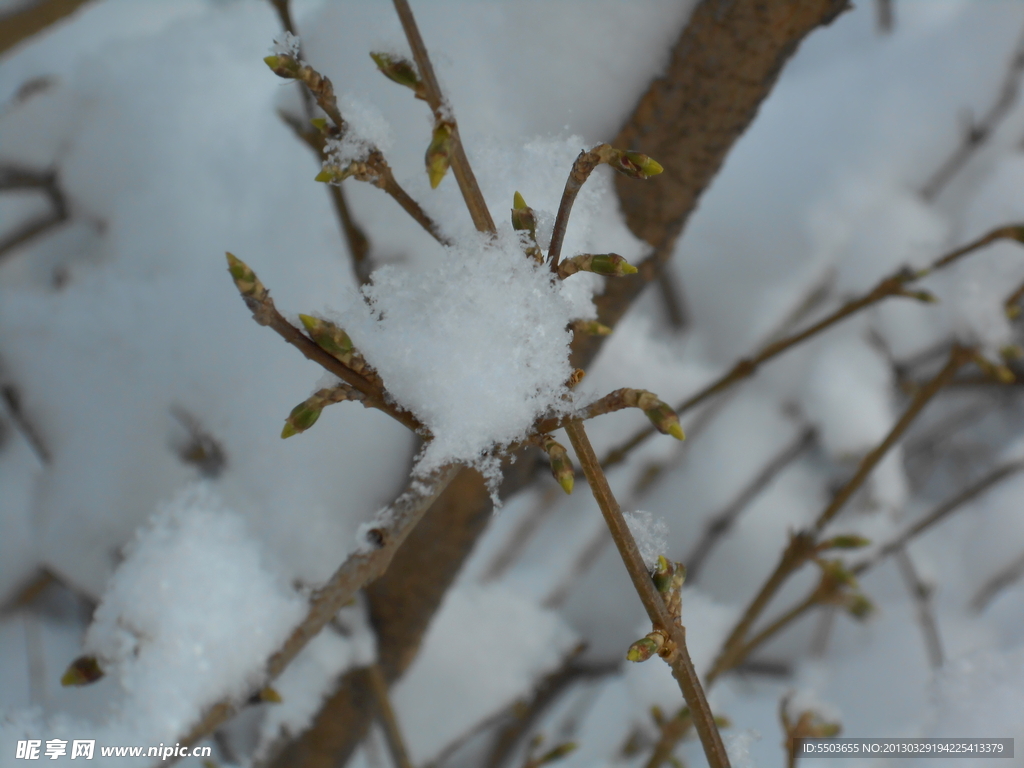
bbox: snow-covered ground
[3,1,1024,766]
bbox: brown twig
[706,347,970,685]
[920,21,1024,201]
[391,0,495,234]
[547,147,607,273]
[894,547,943,668]
[0,0,95,56]
[563,419,730,768]
[1,383,51,465]
[686,428,815,583]
[173,464,461,757]
[852,459,1024,576]
[971,549,1024,612]
[367,663,414,768]
[601,227,1022,469]
[0,165,69,264]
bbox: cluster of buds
[813,558,874,621]
[315,160,383,188]
[781,693,842,761]
[511,191,543,263]
[621,389,685,441]
[558,253,639,279]
[539,434,575,494]
[626,557,685,663]
[370,52,426,100]
[281,383,365,438]
[298,315,380,385]
[61,655,103,687]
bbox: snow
[622,510,669,570]
[82,485,305,744]
[338,229,585,484]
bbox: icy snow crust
[5,1,1024,767]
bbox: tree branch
[563,420,730,768]
[391,0,495,234]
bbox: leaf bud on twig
[601,147,664,180]
[370,52,426,100]
[540,435,575,494]
[571,319,612,336]
[226,252,268,301]
[626,630,667,662]
[558,253,639,279]
[426,122,454,189]
[61,655,103,686]
[281,384,365,438]
[263,54,302,79]
[622,389,685,441]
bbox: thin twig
[173,465,461,758]
[391,0,495,234]
[547,147,606,273]
[706,346,970,684]
[852,459,1024,576]
[563,419,730,768]
[601,227,1020,469]
[0,0,95,56]
[367,663,414,768]
[686,428,815,583]
[920,20,1024,201]
[971,549,1024,612]
[895,547,943,668]
[229,263,424,434]
[1,384,51,465]
[712,455,1024,686]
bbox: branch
[0,0,95,56]
[563,420,730,768]
[920,20,1024,201]
[225,253,424,434]
[569,0,849,371]
[601,226,1023,469]
[367,663,414,768]
[706,346,970,685]
[971,549,1024,612]
[173,464,461,756]
[894,547,943,669]
[391,0,495,234]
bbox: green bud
[559,253,639,279]
[258,686,283,703]
[538,743,577,765]
[310,117,328,131]
[61,656,103,687]
[316,163,360,184]
[264,54,301,79]
[639,394,684,441]
[226,252,268,300]
[572,320,612,336]
[626,631,665,663]
[845,593,874,621]
[603,148,664,179]
[370,52,426,99]
[541,436,574,494]
[281,402,322,438]
[821,535,871,551]
[590,253,638,276]
[299,314,354,360]
[652,557,686,594]
[1007,304,1022,320]
[511,191,537,234]
[426,122,454,189]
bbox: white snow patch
[623,510,669,570]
